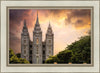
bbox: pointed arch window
[36,46,38,54]
[49,50,51,54]
[48,40,51,44]
[24,50,26,54]
[24,45,26,49]
[36,38,39,44]
[24,40,26,43]
[49,46,51,50]
[36,56,39,64]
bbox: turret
[21,20,30,61]
[45,22,54,59]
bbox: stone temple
[21,12,54,64]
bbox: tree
[16,53,21,58]
[45,56,60,64]
[45,35,91,64]
[67,36,91,64]
[57,50,73,63]
[9,48,30,64]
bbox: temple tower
[21,20,30,61]
[33,12,42,64]
[46,22,54,60]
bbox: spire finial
[49,21,51,28]
[36,10,39,24]
[24,19,26,27]
[37,10,38,18]
[47,21,53,34]
[49,21,50,25]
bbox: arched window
[30,50,32,54]
[49,50,51,54]
[36,38,39,44]
[37,46,38,54]
[24,50,26,54]
[24,45,26,49]
[49,40,51,43]
[36,56,39,64]
[49,46,51,50]
[24,40,26,43]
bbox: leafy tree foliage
[45,36,91,64]
[67,36,91,63]
[9,48,30,64]
[45,56,60,64]
[16,53,21,58]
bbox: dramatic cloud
[9,9,91,55]
[65,9,91,29]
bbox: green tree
[45,56,60,64]
[57,50,73,63]
[9,48,30,64]
[67,36,91,63]
[45,35,91,64]
[16,53,21,58]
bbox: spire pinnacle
[49,21,50,26]
[24,19,26,27]
[37,10,38,17]
[34,11,41,32]
[48,21,51,28]
[46,21,53,34]
[36,11,39,24]
[23,19,28,32]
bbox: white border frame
[1,0,100,73]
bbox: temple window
[30,50,32,54]
[37,46,38,54]
[49,46,51,50]
[24,50,26,54]
[24,40,26,43]
[24,45,26,49]
[36,56,39,64]
[36,38,39,44]
[49,50,51,54]
[43,51,45,54]
[30,45,32,48]
[48,40,51,43]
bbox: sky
[9,9,91,55]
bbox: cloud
[71,9,91,17]
[10,31,21,54]
[65,9,91,29]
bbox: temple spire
[46,21,53,34]
[49,21,51,28]
[36,11,39,24]
[24,19,26,27]
[22,19,28,32]
[48,21,52,29]
[34,11,41,32]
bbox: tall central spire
[34,11,41,32]
[24,19,26,27]
[36,11,39,24]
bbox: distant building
[21,12,54,64]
